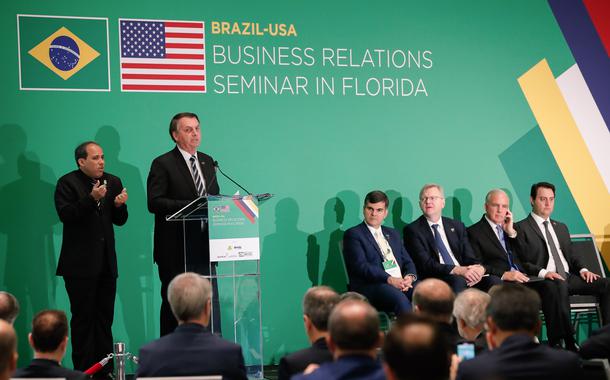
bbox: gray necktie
[543,221,566,278]
[189,155,205,196]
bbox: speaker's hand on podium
[114,188,128,207]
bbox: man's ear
[77,158,85,168]
[28,332,35,349]
[326,335,336,354]
[303,315,312,331]
[529,197,534,208]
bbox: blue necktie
[496,225,518,271]
[431,224,454,265]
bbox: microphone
[200,159,219,197]
[213,160,252,195]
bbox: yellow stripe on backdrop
[518,59,610,264]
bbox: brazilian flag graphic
[18,15,110,91]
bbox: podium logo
[17,15,110,91]
[29,26,100,80]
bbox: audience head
[0,292,19,325]
[383,314,450,380]
[412,278,455,323]
[529,182,556,219]
[168,272,212,325]
[486,284,541,348]
[453,288,490,341]
[0,320,17,379]
[302,286,340,339]
[418,184,445,222]
[484,189,510,225]
[363,190,389,229]
[328,300,381,357]
[29,310,68,355]
[339,291,368,303]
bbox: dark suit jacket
[54,170,128,277]
[147,147,219,279]
[467,215,529,278]
[291,355,385,380]
[580,324,610,360]
[277,338,333,380]
[13,358,88,380]
[514,214,585,276]
[456,334,582,380]
[136,323,246,380]
[343,222,417,286]
[404,216,478,279]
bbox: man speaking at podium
[147,112,220,336]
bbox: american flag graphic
[119,19,206,92]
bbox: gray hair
[302,286,340,331]
[453,288,490,328]
[168,272,212,322]
[485,189,508,205]
[419,184,445,200]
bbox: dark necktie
[432,224,455,265]
[189,155,205,196]
[543,220,567,277]
[496,225,518,271]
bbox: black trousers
[567,274,610,325]
[64,275,116,373]
[526,279,573,343]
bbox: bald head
[0,293,19,325]
[413,279,455,323]
[329,300,380,352]
[0,320,17,376]
[383,314,450,380]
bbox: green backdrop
[0,0,587,368]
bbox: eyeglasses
[420,196,443,202]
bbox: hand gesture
[114,188,128,207]
[91,180,107,201]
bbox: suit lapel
[443,218,460,259]
[526,214,545,242]
[172,147,198,197]
[419,216,437,255]
[360,222,383,256]
[480,217,506,254]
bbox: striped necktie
[189,155,205,196]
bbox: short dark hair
[303,286,340,331]
[383,314,450,380]
[31,310,68,353]
[0,292,19,324]
[329,300,380,351]
[364,190,389,208]
[487,283,540,332]
[530,182,555,199]
[169,112,199,142]
[74,141,99,167]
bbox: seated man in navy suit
[293,299,385,380]
[404,184,500,293]
[456,283,582,380]
[136,272,246,380]
[13,310,87,380]
[343,190,418,315]
[277,286,339,380]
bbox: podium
[166,193,272,379]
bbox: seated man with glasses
[404,183,501,294]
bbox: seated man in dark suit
[468,188,576,349]
[456,283,582,380]
[293,299,385,380]
[0,320,17,380]
[13,310,87,380]
[452,288,490,354]
[413,278,461,352]
[515,182,610,341]
[136,272,246,380]
[404,184,500,294]
[383,313,452,380]
[343,190,418,315]
[278,286,339,380]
